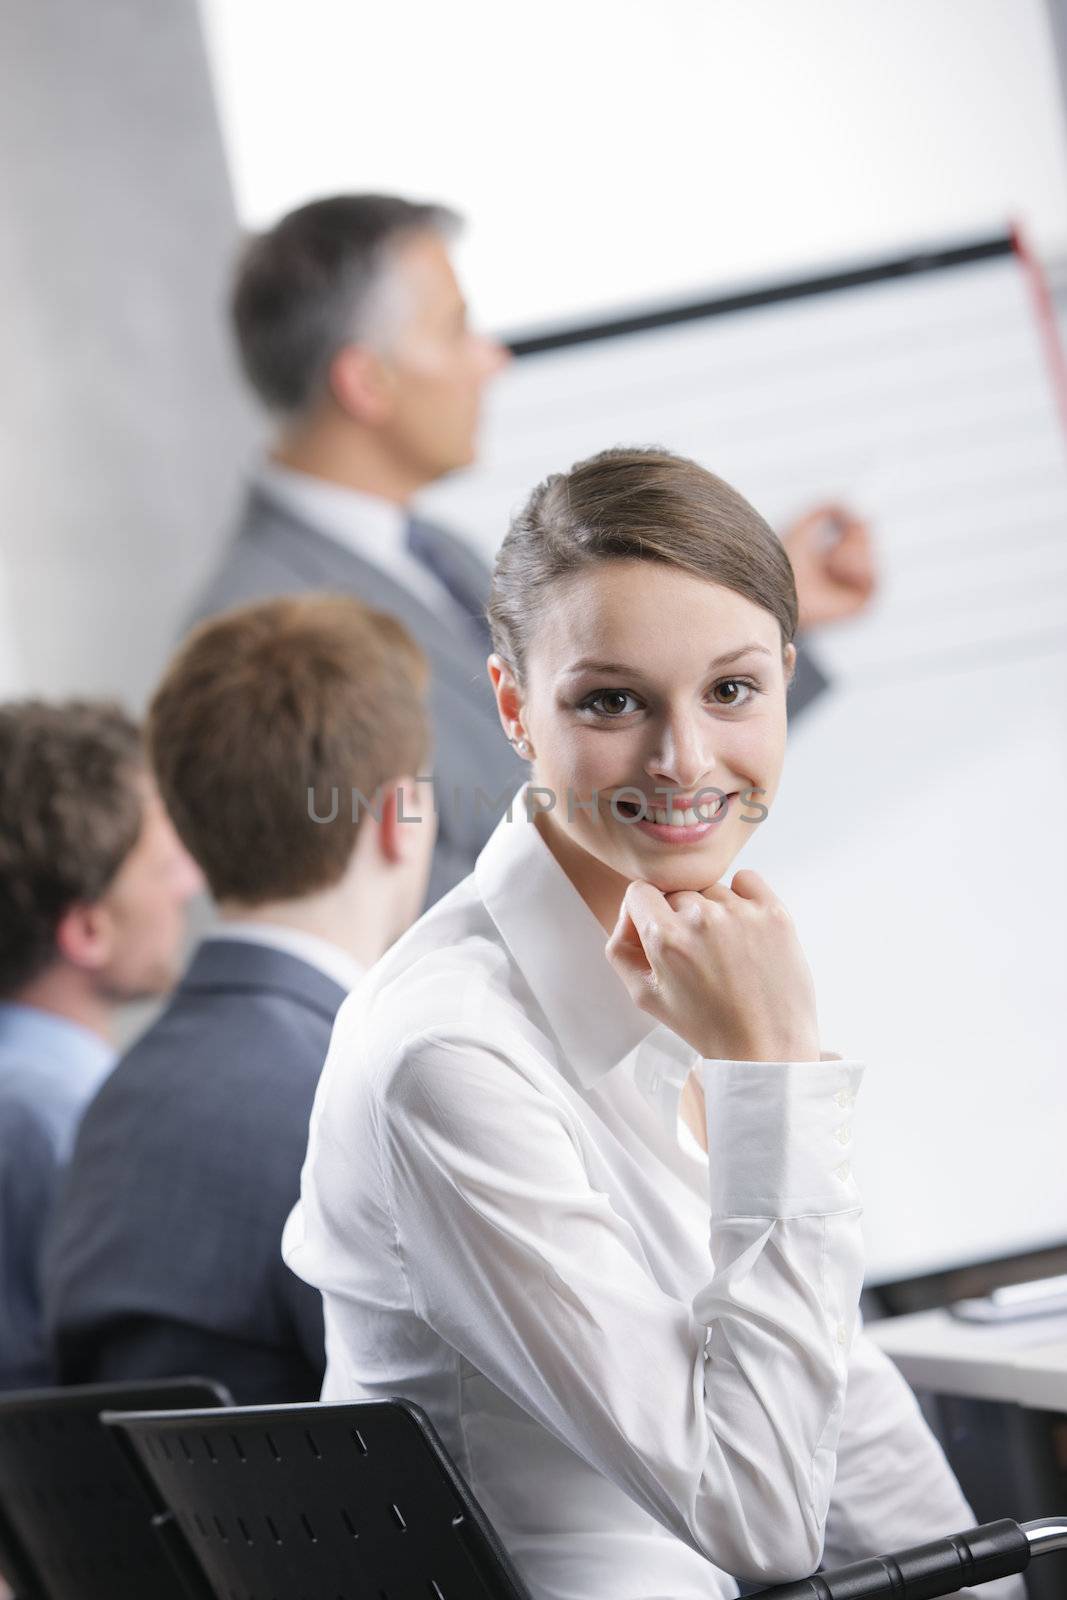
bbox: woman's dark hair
[487,446,798,686]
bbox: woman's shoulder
[330,893,557,1107]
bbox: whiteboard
[418,236,1067,1284]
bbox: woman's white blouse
[283,787,1018,1600]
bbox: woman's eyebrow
[563,644,773,677]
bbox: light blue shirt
[0,1003,115,1389]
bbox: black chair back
[105,1397,532,1600]
[0,1377,231,1600]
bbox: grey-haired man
[188,195,522,911]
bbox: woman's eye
[580,681,760,718]
[711,678,758,707]
[580,689,641,718]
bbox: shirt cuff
[698,1054,864,1217]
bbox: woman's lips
[615,792,737,843]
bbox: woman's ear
[782,641,797,690]
[487,654,525,743]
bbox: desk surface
[867,1307,1067,1412]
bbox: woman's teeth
[624,799,730,825]
[647,806,694,825]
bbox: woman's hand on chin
[605,869,821,1064]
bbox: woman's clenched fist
[605,869,820,1063]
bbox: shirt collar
[256,460,406,556]
[206,921,366,995]
[474,784,698,1126]
[0,1001,116,1098]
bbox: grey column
[0,0,259,705]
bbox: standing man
[188,195,521,909]
[0,701,200,1389]
[190,194,875,908]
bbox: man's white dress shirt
[257,460,474,631]
[283,785,1020,1600]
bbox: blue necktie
[405,516,492,650]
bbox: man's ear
[327,343,393,425]
[376,776,425,866]
[53,901,113,974]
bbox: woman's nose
[644,715,713,793]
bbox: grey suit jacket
[42,939,345,1404]
[186,487,826,909]
[187,487,527,911]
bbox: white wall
[200,0,1067,332]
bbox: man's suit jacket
[42,939,345,1404]
[187,487,826,909]
[187,487,527,911]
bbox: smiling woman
[485,446,798,933]
[283,446,1021,1600]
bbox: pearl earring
[511,734,532,759]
